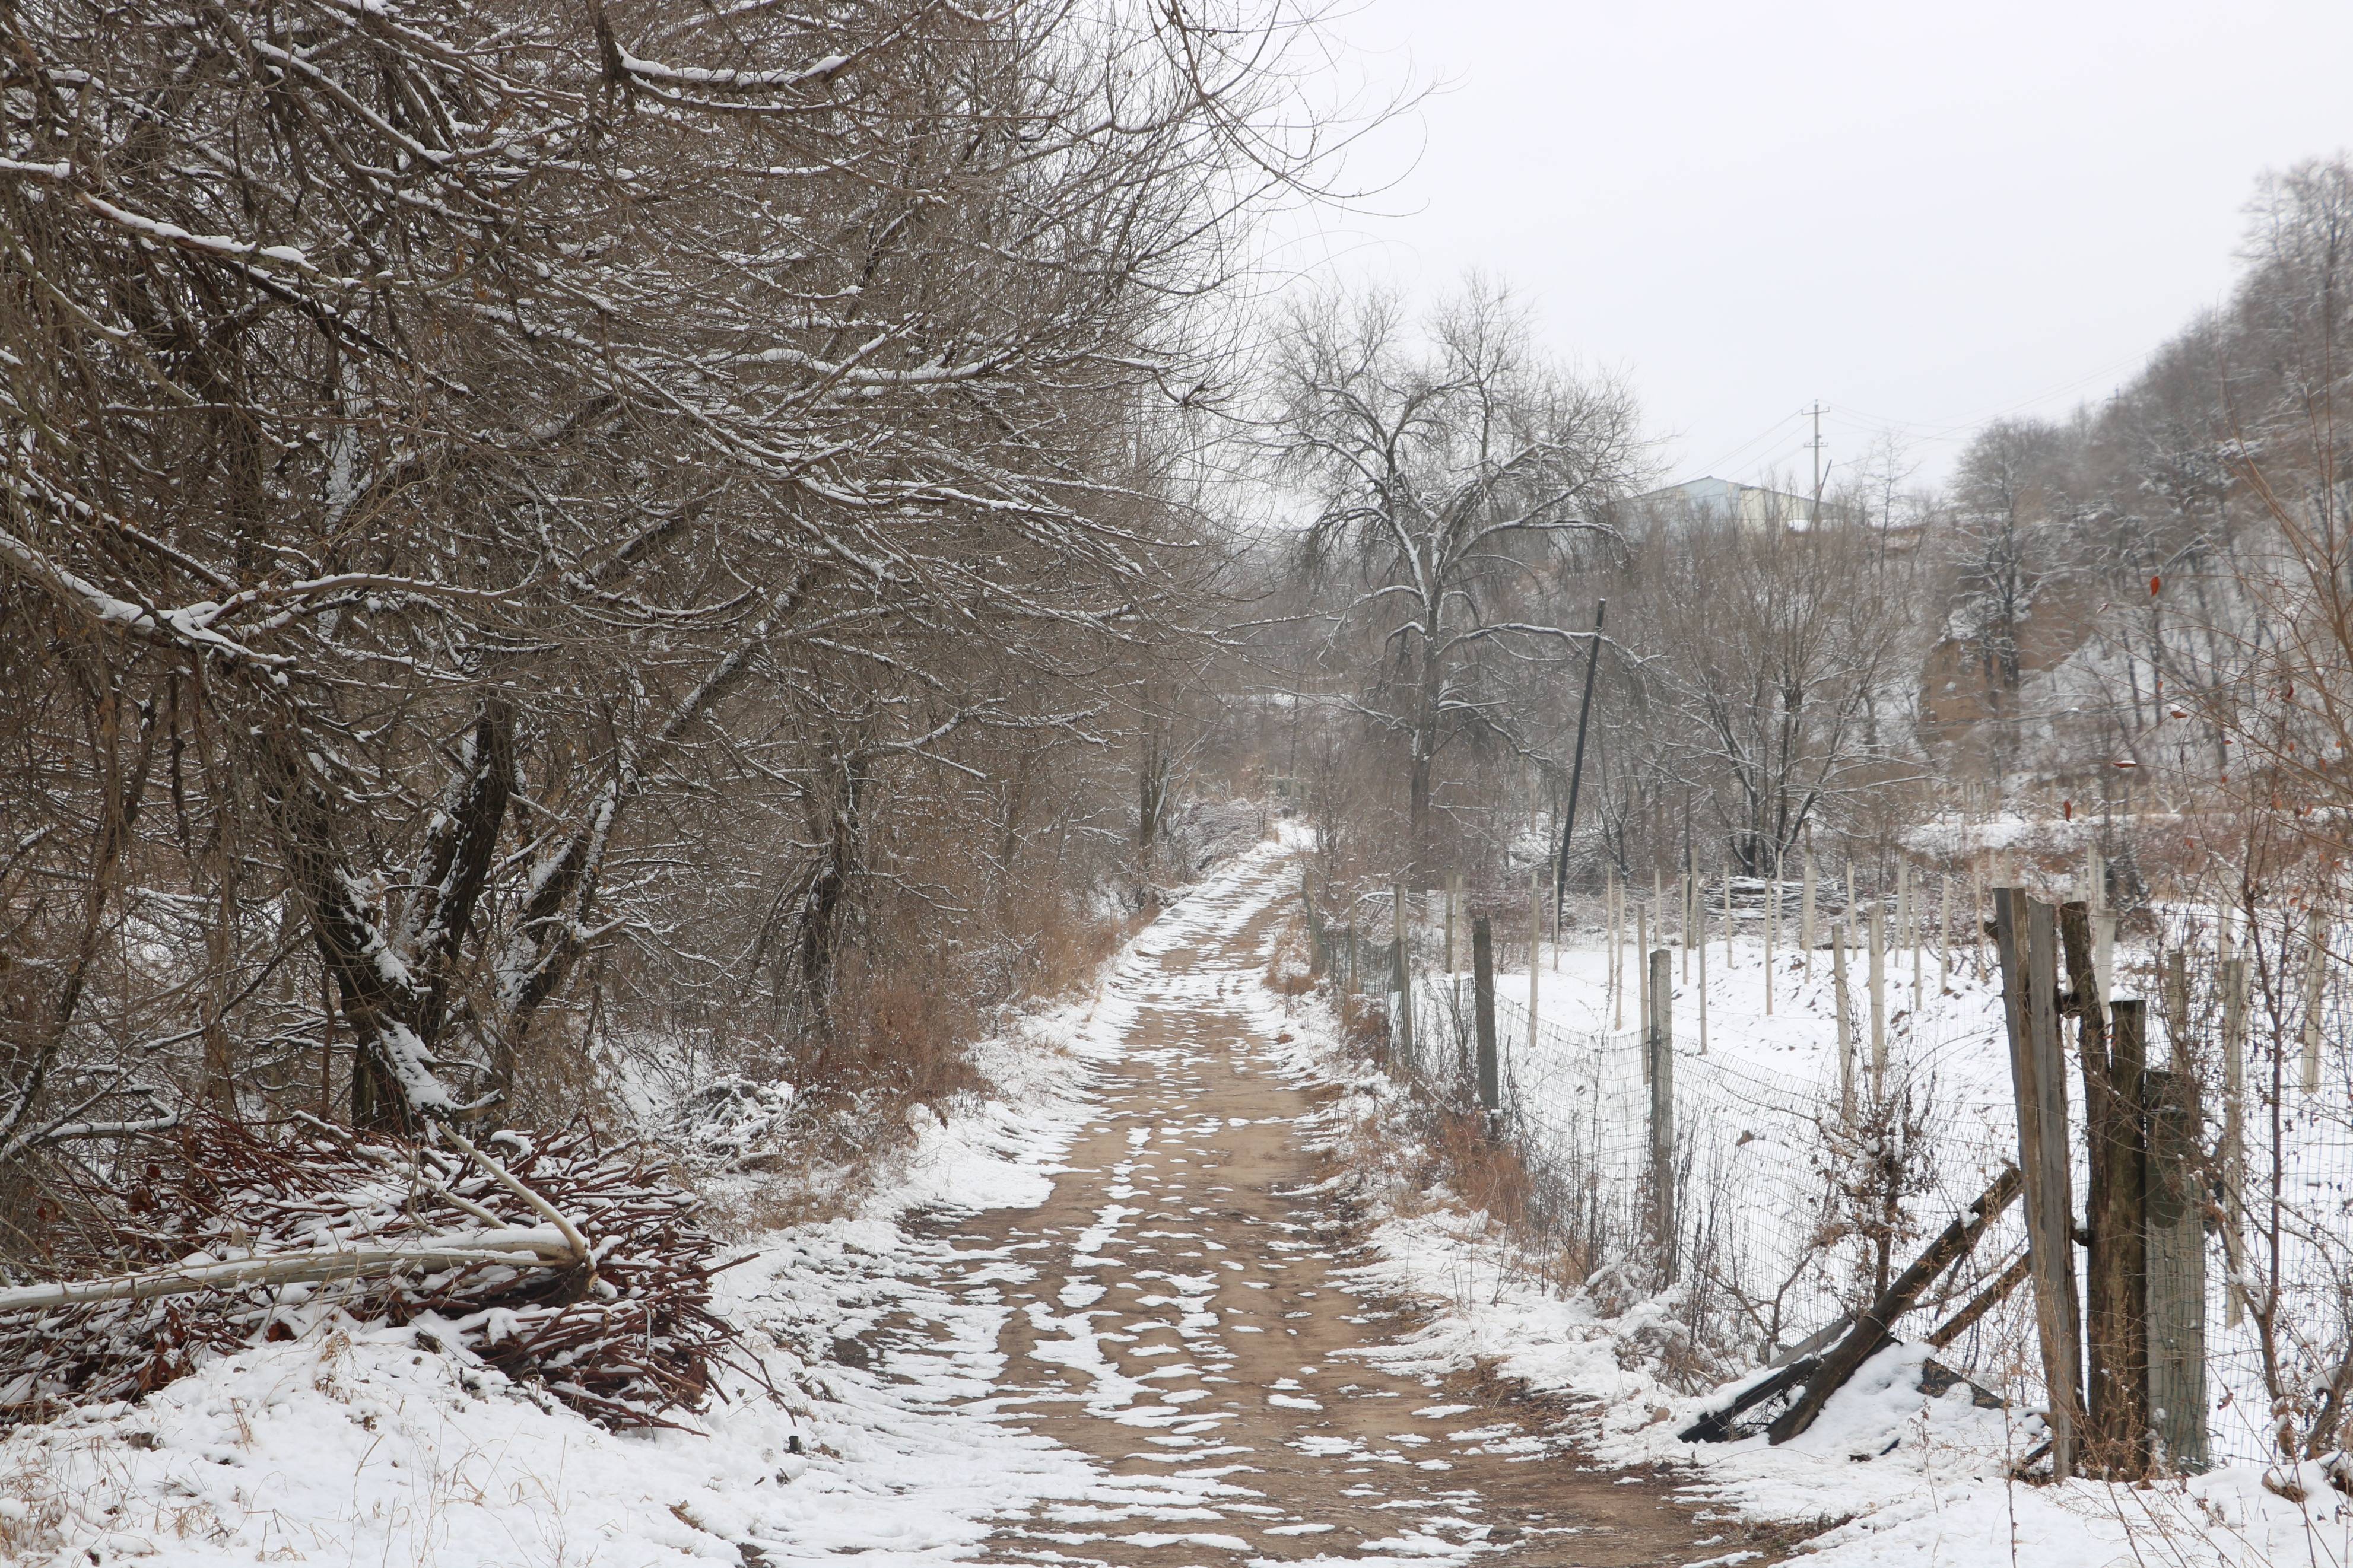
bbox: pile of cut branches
[0,1116,738,1429]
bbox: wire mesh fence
[1307,876,2353,1468]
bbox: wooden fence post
[1471,915,1498,1113]
[2065,899,2145,1475]
[1698,924,1709,1055]
[1392,882,1412,1064]
[1301,866,1322,972]
[1939,872,1953,992]
[1973,857,1986,973]
[2142,1032,2209,1474]
[2221,950,2249,1329]
[2303,908,2330,1095]
[1722,867,1733,967]
[1666,870,1684,982]
[1833,920,1854,1121]
[1649,945,1675,1281]
[1995,888,2085,1480]
[1609,868,1623,1031]
[2080,971,2148,1477]
[1637,901,1650,1069]
[1802,853,1817,979]
[1527,869,1541,1058]
[1868,902,1887,1097]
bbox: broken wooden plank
[1768,1163,2022,1445]
[1929,1252,2032,1350]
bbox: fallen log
[0,1227,579,1315]
[1767,1164,2022,1445]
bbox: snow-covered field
[1275,886,2353,1566]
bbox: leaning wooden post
[1767,1165,2024,1445]
[1995,888,2085,1480]
[1649,944,1675,1282]
[2141,1013,2209,1474]
[1472,915,1498,1114]
[1764,862,1779,1016]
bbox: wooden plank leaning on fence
[1994,888,2087,1480]
[1765,1163,2024,1444]
[1685,1162,2022,1446]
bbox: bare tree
[1269,281,1641,876]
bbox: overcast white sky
[1275,0,2353,490]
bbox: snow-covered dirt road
[863,858,1723,1566]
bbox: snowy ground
[0,898,1166,1566]
[9,846,2352,1568]
[1274,888,2353,1566]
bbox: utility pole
[1552,600,1606,926]
[1806,400,1828,530]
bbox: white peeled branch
[0,1226,580,1316]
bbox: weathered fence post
[2142,1022,2209,1474]
[2221,944,2250,1328]
[1301,865,1322,972]
[1802,852,1817,979]
[1721,867,1733,966]
[1972,856,1986,973]
[1939,870,1954,992]
[1833,920,1855,1121]
[1649,944,1675,1281]
[1526,869,1541,1058]
[1868,902,1887,1097]
[1472,915,1499,1114]
[2066,899,2146,1475]
[2303,907,2330,1095]
[1608,867,1623,1030]
[2082,963,2149,1476]
[1697,923,1709,1055]
[1995,888,2085,1480]
[1392,882,1412,1064]
[1637,900,1651,1079]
